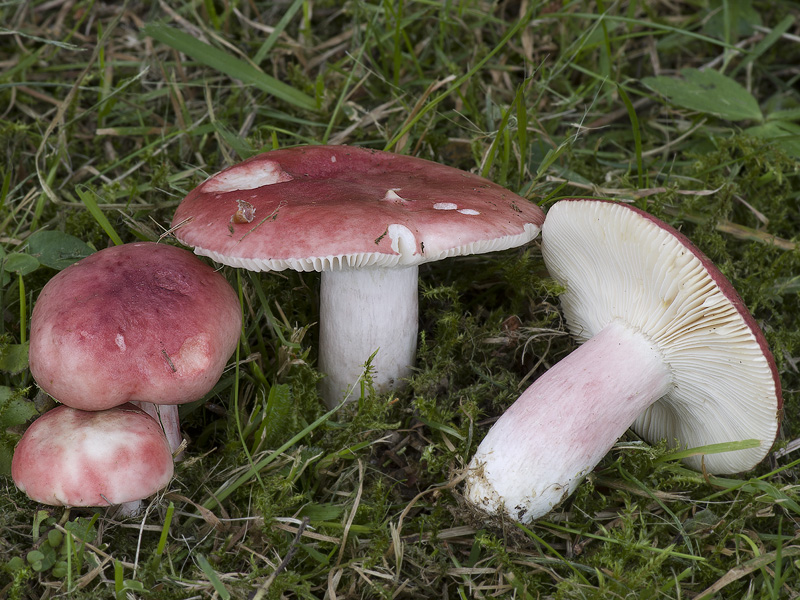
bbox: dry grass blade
[696,546,800,599]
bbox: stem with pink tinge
[465,320,673,523]
[132,402,183,459]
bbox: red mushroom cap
[11,404,173,507]
[28,242,241,411]
[171,145,545,271]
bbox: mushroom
[11,404,174,516]
[465,199,782,523]
[171,145,545,407]
[28,242,242,453]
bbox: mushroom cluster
[170,145,545,407]
[13,242,241,514]
[465,199,783,523]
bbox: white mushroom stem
[318,266,418,408]
[131,402,183,458]
[465,320,673,523]
[155,405,183,458]
[116,500,143,518]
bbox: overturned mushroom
[465,199,782,523]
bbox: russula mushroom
[171,145,545,407]
[465,199,782,523]
[28,242,241,452]
[12,404,174,516]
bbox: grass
[1,0,799,598]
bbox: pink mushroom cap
[11,404,173,507]
[170,145,545,271]
[28,242,241,411]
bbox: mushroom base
[318,266,419,408]
[465,320,672,523]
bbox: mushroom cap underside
[541,199,782,473]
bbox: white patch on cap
[172,335,212,376]
[433,202,458,210]
[331,156,337,163]
[115,334,126,352]
[202,160,294,193]
[458,208,480,215]
[387,224,417,264]
[383,189,408,202]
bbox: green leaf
[745,120,800,157]
[298,503,345,522]
[2,252,39,276]
[767,108,800,123]
[0,386,37,429]
[27,230,94,270]
[642,68,763,122]
[142,23,317,112]
[0,342,28,373]
[251,384,293,452]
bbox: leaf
[0,386,37,475]
[252,384,294,452]
[767,108,800,123]
[745,120,800,157]
[298,503,345,521]
[0,386,37,429]
[0,342,28,374]
[27,230,94,270]
[642,68,763,122]
[2,252,39,276]
[142,23,317,112]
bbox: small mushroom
[465,199,782,523]
[171,145,545,407]
[28,242,242,453]
[11,404,174,516]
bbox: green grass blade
[17,274,26,346]
[617,83,644,190]
[653,439,761,464]
[196,554,231,600]
[516,524,591,584]
[384,4,533,152]
[114,560,124,600]
[142,23,317,112]
[546,12,741,49]
[542,522,705,562]
[253,0,304,65]
[75,187,124,245]
[481,99,516,182]
[153,501,174,570]
[734,15,796,76]
[198,400,345,515]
